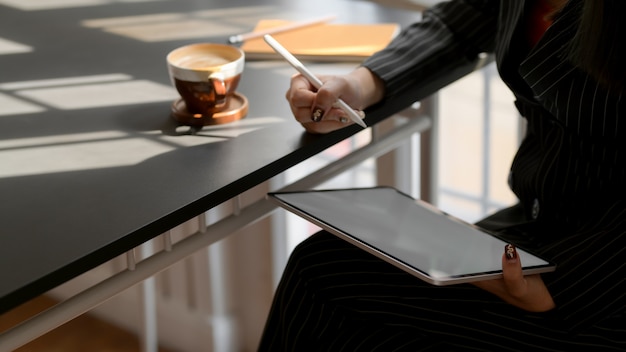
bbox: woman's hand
[285,67,385,134]
[472,244,555,312]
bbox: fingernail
[505,244,517,261]
[311,107,324,122]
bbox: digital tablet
[268,187,555,285]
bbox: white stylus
[263,34,367,128]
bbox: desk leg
[204,209,237,351]
[139,241,158,352]
[419,93,439,204]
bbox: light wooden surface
[0,295,175,352]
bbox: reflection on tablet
[269,187,555,285]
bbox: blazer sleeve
[363,0,500,98]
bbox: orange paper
[241,19,400,62]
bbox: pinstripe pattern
[260,227,625,350]
[364,0,499,98]
[259,0,625,350]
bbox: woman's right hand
[285,67,385,134]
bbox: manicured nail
[505,244,517,261]
[311,107,324,122]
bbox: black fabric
[259,226,625,351]
[259,0,626,349]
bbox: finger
[318,75,359,108]
[311,106,325,122]
[309,78,348,122]
[287,74,360,126]
[311,95,350,123]
[330,103,366,124]
[287,86,315,106]
[309,106,341,123]
[289,73,316,91]
[502,244,526,298]
[294,104,363,131]
[286,79,318,124]
[300,120,350,134]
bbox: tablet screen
[269,187,555,285]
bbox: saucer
[171,92,248,126]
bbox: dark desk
[0,0,478,348]
[0,0,426,314]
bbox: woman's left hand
[472,244,555,312]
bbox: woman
[259,0,625,350]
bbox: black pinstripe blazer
[363,0,625,331]
[364,0,625,227]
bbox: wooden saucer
[171,92,248,126]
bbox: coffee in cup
[167,43,244,115]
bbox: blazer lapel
[495,0,535,99]
[495,0,526,60]
[518,0,579,100]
